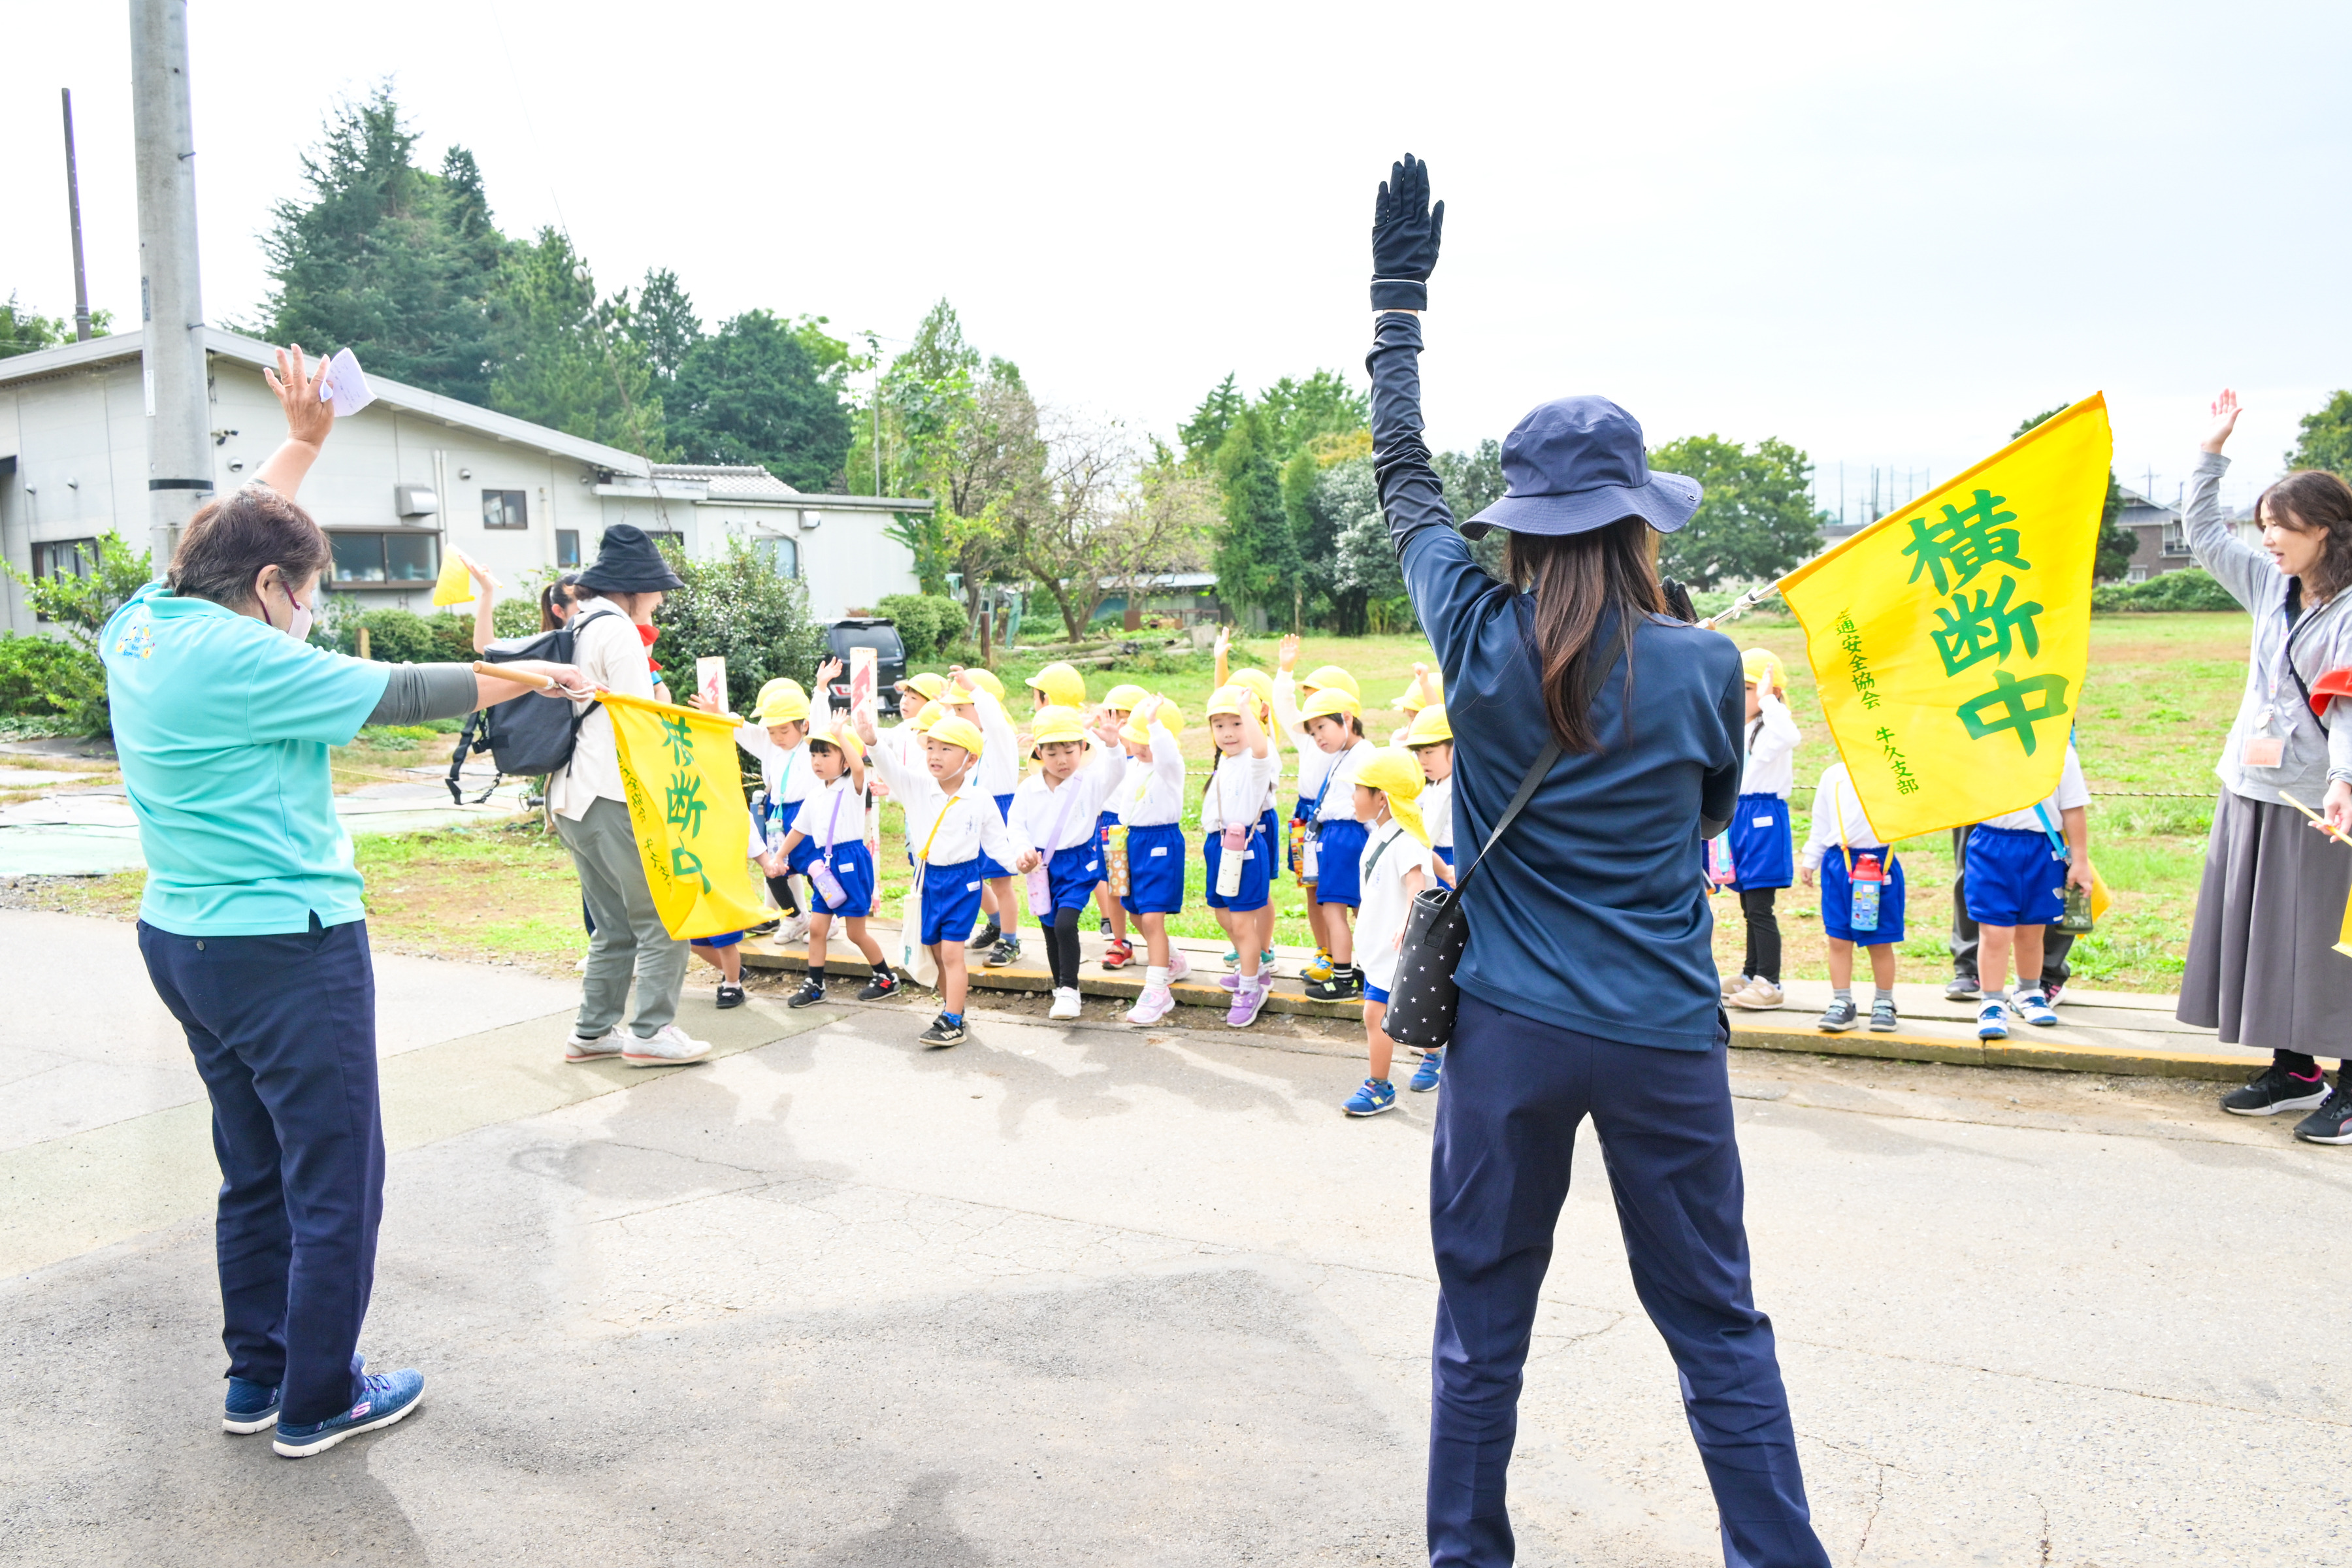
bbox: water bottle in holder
[1848,851,1883,934]
[1300,822,1322,883]
[1217,823,1248,898]
[1706,833,1736,889]
[1105,824,1130,896]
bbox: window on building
[2127,566,2149,583]
[2161,521,2190,557]
[482,489,529,530]
[555,529,581,568]
[29,538,97,622]
[329,532,442,585]
[753,535,798,578]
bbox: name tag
[1150,846,1168,857]
[2242,736,2285,768]
[1752,815,1774,828]
[964,881,980,892]
[1085,859,1098,872]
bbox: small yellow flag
[431,550,473,607]
[1780,394,2112,843]
[603,691,770,940]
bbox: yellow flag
[1780,394,2112,843]
[431,550,472,607]
[602,691,770,940]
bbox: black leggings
[1043,906,1083,990]
[1739,887,1781,985]
[766,873,800,917]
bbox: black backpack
[445,608,618,802]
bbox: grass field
[22,613,2255,994]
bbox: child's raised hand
[1277,633,1299,671]
[686,691,723,713]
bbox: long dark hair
[2260,470,2352,603]
[1502,516,1668,752]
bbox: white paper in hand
[316,348,375,417]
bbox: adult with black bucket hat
[547,525,713,1069]
[1364,157,1833,1567]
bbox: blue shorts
[1364,982,1391,1005]
[807,840,877,918]
[1119,822,1186,915]
[975,792,1017,880]
[1964,823,2068,927]
[689,930,744,949]
[1203,823,1272,913]
[1096,809,1120,837]
[1311,817,1371,906]
[1434,843,1455,868]
[918,858,987,947]
[1727,792,1794,892]
[1041,840,1106,914]
[1820,849,1905,945]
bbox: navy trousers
[1428,994,1829,1568]
[138,916,382,1426]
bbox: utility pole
[61,90,93,342]
[130,0,212,577]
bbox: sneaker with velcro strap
[857,971,899,1002]
[1869,997,1899,1032]
[1343,1078,1398,1117]
[1816,998,1859,1034]
[2011,988,2058,1028]
[1408,1049,1445,1093]
[1976,1000,2008,1040]
[985,935,1022,969]
[918,1014,966,1048]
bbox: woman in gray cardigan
[2181,389,2352,1144]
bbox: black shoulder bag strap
[1450,616,1629,906]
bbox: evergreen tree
[260,86,506,404]
[634,268,702,384]
[2288,391,2352,479]
[1210,408,1298,623]
[0,295,110,359]
[1181,373,1245,466]
[670,310,855,491]
[488,229,664,455]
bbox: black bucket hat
[1462,396,1703,540]
[577,524,685,593]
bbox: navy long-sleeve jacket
[1369,311,1743,1051]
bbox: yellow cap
[1026,662,1086,709]
[752,678,811,724]
[1300,664,1360,700]
[910,704,943,732]
[958,668,1005,702]
[1740,647,1785,691]
[1203,684,1250,720]
[808,721,866,762]
[1228,667,1275,723]
[1300,685,1362,723]
[897,672,947,700]
[1405,704,1453,747]
[1352,746,1429,846]
[926,714,985,759]
[1394,669,1443,712]
[1028,704,1088,752]
[1102,683,1150,714]
[1120,698,1181,747]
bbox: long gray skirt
[2178,787,2352,1054]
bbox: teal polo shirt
[101,581,391,936]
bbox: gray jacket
[2187,451,2352,808]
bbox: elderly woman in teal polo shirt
[102,348,589,1459]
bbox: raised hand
[1277,633,1301,672]
[1371,154,1445,311]
[817,656,845,686]
[2200,388,2242,455]
[263,345,335,449]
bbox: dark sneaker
[1944,973,1982,1002]
[787,980,826,1009]
[747,919,781,937]
[965,923,1002,951]
[2042,981,2065,1008]
[2293,1087,2352,1145]
[1868,998,1899,1032]
[223,1377,280,1434]
[1817,998,1859,1033]
[2221,1062,2330,1117]
[272,1369,423,1458]
[1305,967,1364,1002]
[715,982,745,1009]
[918,1015,966,1048]
[1098,915,1116,938]
[984,936,1021,969]
[858,972,899,1002]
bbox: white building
[0,327,929,634]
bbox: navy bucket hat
[1462,395,1703,540]
[578,523,685,593]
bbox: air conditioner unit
[394,485,440,519]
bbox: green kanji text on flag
[1901,489,2030,594]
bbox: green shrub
[327,607,482,663]
[2091,566,2240,613]
[492,597,544,639]
[874,593,968,664]
[0,632,109,732]
[654,538,828,716]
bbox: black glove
[1371,153,1445,311]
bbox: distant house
[2111,486,2193,583]
[1092,571,1228,628]
[0,327,930,635]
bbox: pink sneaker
[1168,949,1192,982]
[1224,978,1267,1028]
[1126,983,1175,1025]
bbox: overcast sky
[5,0,2345,518]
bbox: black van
[823,618,909,715]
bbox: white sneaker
[564,1025,623,1063]
[774,914,810,945]
[620,1024,712,1067]
[1125,983,1175,1025]
[1727,979,1784,1011]
[1166,948,1192,982]
[1048,987,1083,1021]
[1720,972,1746,998]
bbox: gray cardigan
[2185,451,2352,807]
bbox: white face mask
[265,573,314,642]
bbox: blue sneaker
[223,1377,280,1434]
[272,1369,425,1458]
[1976,1000,2009,1040]
[1343,1078,1398,1117]
[2011,988,2059,1028]
[1408,1049,1445,1092]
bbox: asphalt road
[1,911,2345,1565]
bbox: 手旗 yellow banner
[1780,394,2112,843]
[603,691,770,940]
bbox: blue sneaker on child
[223,1377,280,1434]
[271,1368,425,1458]
[1343,1078,1397,1117]
[1408,1049,1445,1092]
[2011,988,2059,1028]
[1976,1000,2009,1039]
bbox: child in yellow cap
[1113,696,1192,1023]
[943,668,1024,968]
[1006,704,1124,1020]
[1340,748,1436,1116]
[1404,702,1456,889]
[1091,683,1152,966]
[1298,685,1377,1001]
[1201,683,1282,1026]
[1271,636,1366,983]
[1722,649,1801,1013]
[768,722,898,1009]
[694,657,841,944]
